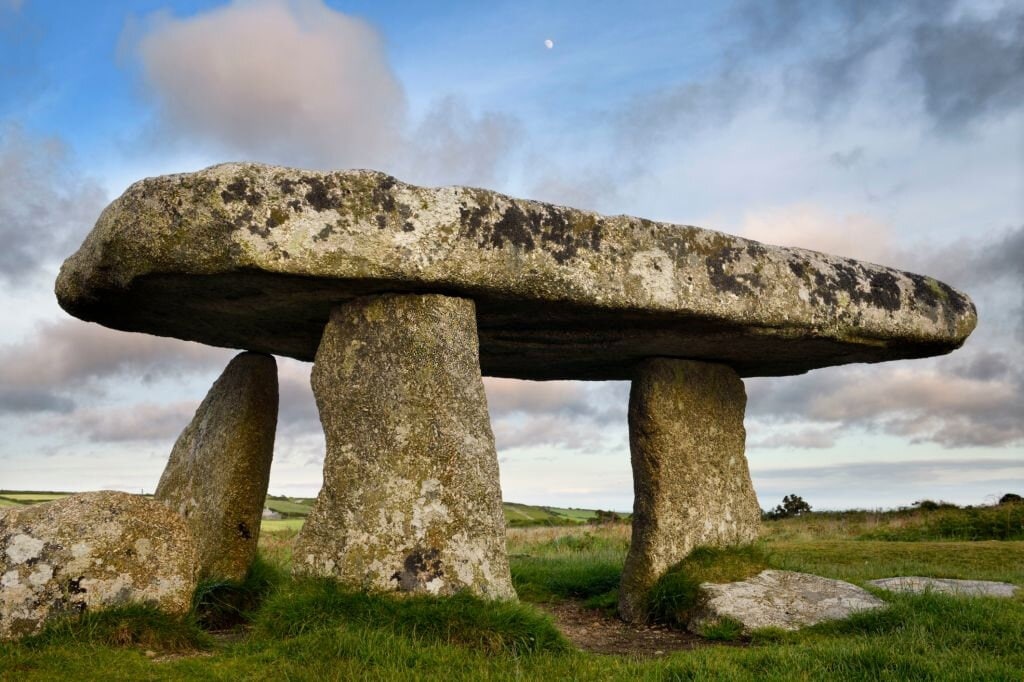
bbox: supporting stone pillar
[618,358,761,622]
[293,293,514,600]
[155,352,278,581]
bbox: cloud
[751,456,1024,509]
[753,457,1024,489]
[45,401,197,443]
[748,351,1024,448]
[749,426,842,450]
[126,0,522,187]
[728,0,1024,130]
[0,124,106,284]
[0,320,234,418]
[0,387,73,414]
[396,97,521,188]
[738,204,897,265]
[0,320,233,391]
[907,5,1024,130]
[484,378,628,452]
[132,0,404,170]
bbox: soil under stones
[538,600,741,657]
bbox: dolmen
[53,162,976,621]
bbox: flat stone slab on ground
[56,163,975,379]
[689,569,887,634]
[867,577,1018,598]
[0,491,197,640]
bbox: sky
[0,0,1021,511]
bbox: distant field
[261,518,305,532]
[264,498,315,517]
[0,491,618,531]
[0,492,66,502]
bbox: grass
[647,545,769,625]
[762,502,1024,542]
[3,498,1024,680]
[263,497,314,517]
[0,493,66,503]
[509,527,627,601]
[260,518,305,533]
[255,579,568,656]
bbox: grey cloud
[908,8,1024,130]
[828,146,865,169]
[615,69,755,149]
[749,426,841,450]
[276,358,320,434]
[747,347,1024,448]
[753,457,1024,485]
[398,97,522,188]
[0,387,73,413]
[46,402,196,443]
[0,320,233,391]
[0,124,106,283]
[484,378,628,453]
[621,0,1024,158]
[491,413,626,453]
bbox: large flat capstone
[55,163,976,379]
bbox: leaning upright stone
[618,358,762,622]
[155,352,278,581]
[293,293,514,600]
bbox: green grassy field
[0,492,615,530]
[2,496,1023,680]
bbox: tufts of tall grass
[254,578,569,656]
[19,604,209,654]
[647,544,769,626]
[509,530,626,602]
[191,554,286,629]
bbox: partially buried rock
[0,491,197,641]
[688,570,886,634]
[155,351,278,581]
[867,576,1018,598]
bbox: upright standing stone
[293,293,514,599]
[155,352,278,581]
[619,358,762,622]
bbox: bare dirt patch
[538,600,715,657]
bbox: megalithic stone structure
[155,351,278,581]
[54,163,977,609]
[618,359,761,622]
[293,294,514,598]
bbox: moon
[544,39,554,49]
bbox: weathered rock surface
[293,293,514,599]
[689,570,886,634]
[55,163,976,380]
[0,492,197,640]
[154,352,278,581]
[618,359,762,622]
[867,576,1018,598]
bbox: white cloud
[127,0,521,187]
[739,204,896,265]
[134,0,404,170]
